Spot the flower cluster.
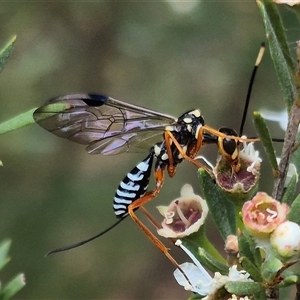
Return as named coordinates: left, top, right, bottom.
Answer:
left=156, top=137, right=300, bottom=298
left=242, top=192, right=300, bottom=258
left=173, top=240, right=253, bottom=299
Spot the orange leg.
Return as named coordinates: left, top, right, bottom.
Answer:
left=164, top=131, right=210, bottom=172
left=202, top=125, right=260, bottom=143
left=140, top=206, right=162, bottom=230
left=128, top=168, right=191, bottom=284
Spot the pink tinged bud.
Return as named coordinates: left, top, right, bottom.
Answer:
left=270, top=221, right=300, bottom=257
left=242, top=192, right=290, bottom=237
left=225, top=235, right=239, bottom=254
left=157, top=184, right=208, bottom=238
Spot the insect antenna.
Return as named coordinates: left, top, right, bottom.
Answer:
left=46, top=217, right=127, bottom=256
left=238, top=43, right=284, bottom=143
left=239, top=43, right=266, bottom=137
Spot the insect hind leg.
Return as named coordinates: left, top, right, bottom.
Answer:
left=128, top=169, right=187, bottom=274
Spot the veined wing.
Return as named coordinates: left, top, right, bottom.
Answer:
left=33, top=94, right=177, bottom=155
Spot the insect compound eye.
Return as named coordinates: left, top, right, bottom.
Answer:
left=218, top=127, right=238, bottom=156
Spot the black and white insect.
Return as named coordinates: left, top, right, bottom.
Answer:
left=32, top=44, right=273, bottom=274
left=33, top=92, right=256, bottom=267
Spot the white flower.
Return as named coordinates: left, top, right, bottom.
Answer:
left=157, top=184, right=208, bottom=238
left=173, top=240, right=252, bottom=297
left=228, top=265, right=252, bottom=282
left=240, top=137, right=262, bottom=175
left=173, top=240, right=227, bottom=295
left=276, top=158, right=298, bottom=187
left=260, top=109, right=288, bottom=131
left=273, top=0, right=300, bottom=6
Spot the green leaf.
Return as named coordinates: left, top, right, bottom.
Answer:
left=34, top=102, right=71, bottom=118
left=257, top=0, right=295, bottom=110
left=239, top=256, right=262, bottom=282
left=0, top=240, right=11, bottom=271
left=0, top=36, right=16, bottom=75
left=292, top=143, right=300, bottom=178
left=238, top=230, right=262, bottom=269
left=289, top=5, right=300, bottom=23
left=198, top=169, right=236, bottom=240
left=0, top=102, right=71, bottom=136
left=261, top=256, right=283, bottom=283
left=180, top=232, right=227, bottom=274
left=182, top=226, right=226, bottom=264
left=225, top=281, right=264, bottom=295
left=198, top=247, right=228, bottom=274
left=188, top=294, right=204, bottom=300
left=0, top=109, right=37, bottom=135
left=281, top=174, right=298, bottom=206
left=253, top=291, right=268, bottom=300
left=278, top=274, right=298, bottom=287
left=287, top=193, right=300, bottom=223
left=0, top=273, right=25, bottom=300
left=253, top=112, right=278, bottom=173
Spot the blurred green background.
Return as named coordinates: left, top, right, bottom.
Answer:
left=0, top=2, right=298, bottom=299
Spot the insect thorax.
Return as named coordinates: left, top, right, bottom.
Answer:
left=154, top=109, right=205, bottom=169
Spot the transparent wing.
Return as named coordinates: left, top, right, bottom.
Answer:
left=33, top=94, right=177, bottom=155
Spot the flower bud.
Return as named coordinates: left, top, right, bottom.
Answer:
left=270, top=221, right=300, bottom=257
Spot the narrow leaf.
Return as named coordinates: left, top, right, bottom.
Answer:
left=239, top=230, right=262, bottom=268
left=225, top=281, right=264, bottom=295
left=0, top=35, right=16, bottom=75
left=253, top=290, right=268, bottom=300
left=253, top=112, right=278, bottom=172
left=0, top=273, right=25, bottom=300
left=182, top=226, right=226, bottom=264
left=287, top=193, right=300, bottom=223
left=198, top=247, right=228, bottom=274
left=198, top=169, right=236, bottom=240
left=261, top=256, right=283, bottom=282
left=292, top=144, right=300, bottom=179
left=0, top=240, right=11, bottom=271
left=278, top=274, right=298, bottom=287
left=257, top=0, right=295, bottom=110
left=239, top=256, right=262, bottom=282
left=281, top=174, right=298, bottom=206
left=0, top=108, right=36, bottom=135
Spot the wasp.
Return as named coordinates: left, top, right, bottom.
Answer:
left=33, top=45, right=266, bottom=270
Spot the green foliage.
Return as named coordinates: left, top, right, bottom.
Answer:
left=257, top=0, right=295, bottom=111
left=287, top=193, right=300, bottom=223
left=225, top=281, right=264, bottom=296
left=198, top=169, right=236, bottom=239
left=0, top=36, right=25, bottom=300
left=0, top=36, right=16, bottom=76
left=281, top=174, right=298, bottom=205
left=253, top=111, right=278, bottom=172
left=0, top=240, right=25, bottom=300
left=1, top=2, right=300, bottom=300
left=172, top=2, right=300, bottom=299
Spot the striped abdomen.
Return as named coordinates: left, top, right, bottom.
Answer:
left=113, top=151, right=154, bottom=218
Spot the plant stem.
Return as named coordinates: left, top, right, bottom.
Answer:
left=272, top=102, right=300, bottom=200
left=272, top=41, right=300, bottom=200
left=266, top=287, right=279, bottom=300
